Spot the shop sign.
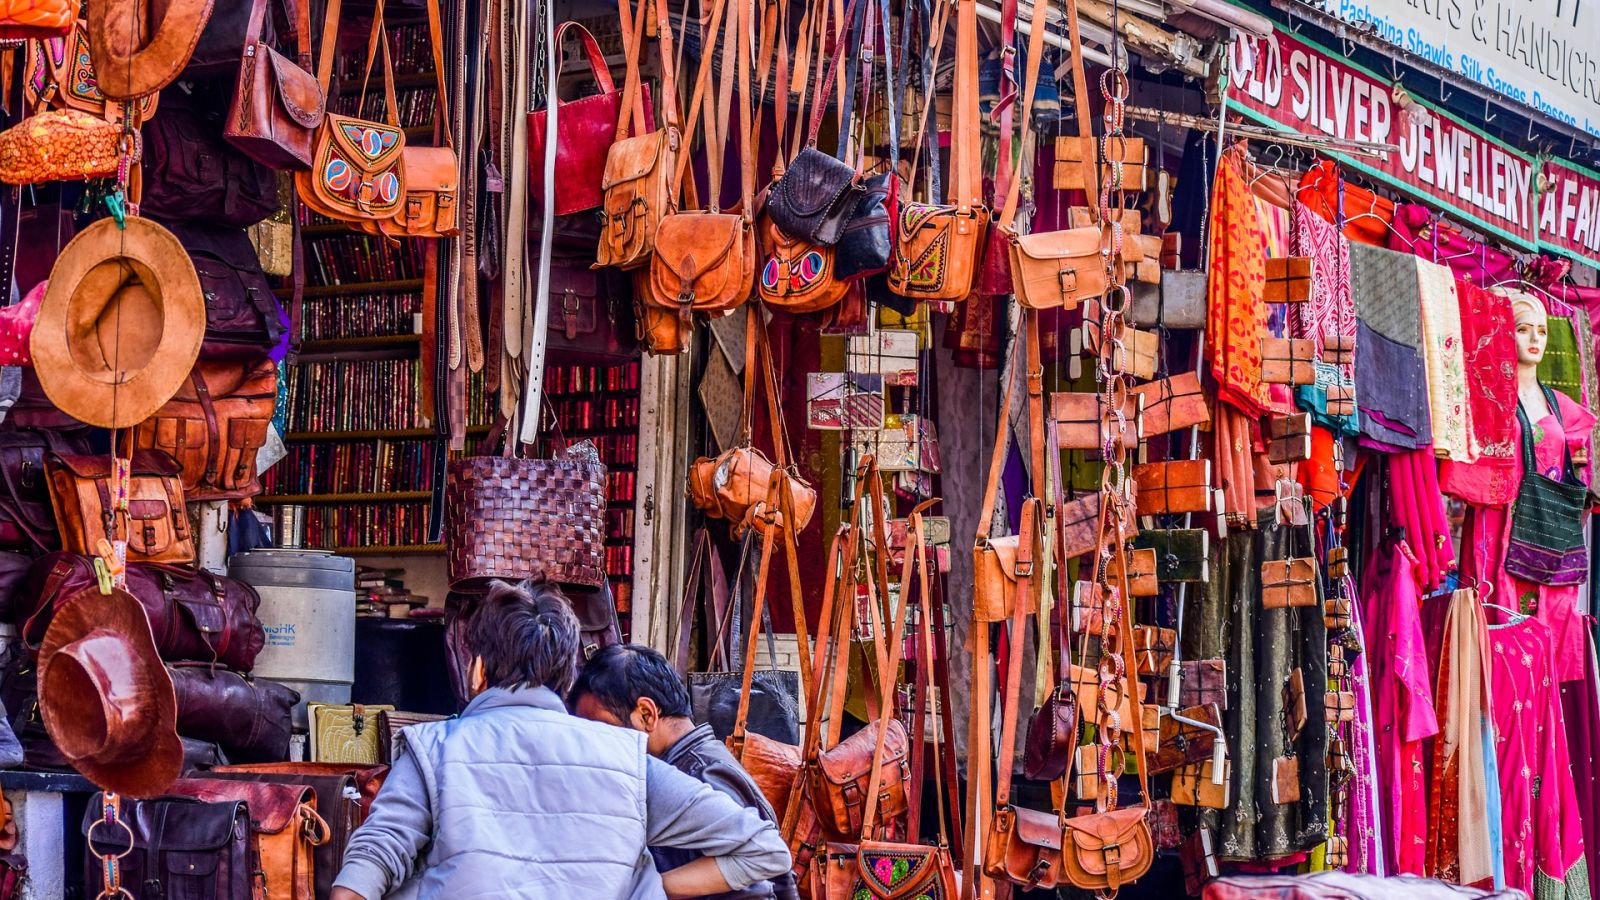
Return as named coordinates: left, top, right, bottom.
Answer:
left=1228, top=27, right=1540, bottom=250
left=1539, top=158, right=1600, bottom=269
left=1318, top=0, right=1600, bottom=138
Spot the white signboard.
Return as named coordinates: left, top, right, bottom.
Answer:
left=1322, top=0, right=1600, bottom=137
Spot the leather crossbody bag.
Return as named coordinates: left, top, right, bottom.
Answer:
left=1505, top=385, right=1590, bottom=585
left=294, top=0, right=406, bottom=225
left=367, top=0, right=457, bottom=239
left=24, top=16, right=158, bottom=122
left=886, top=0, right=986, bottom=300
left=224, top=0, right=324, bottom=170
left=595, top=0, right=681, bottom=269
left=167, top=779, right=330, bottom=900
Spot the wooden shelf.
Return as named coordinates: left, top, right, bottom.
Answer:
left=259, top=491, right=433, bottom=504
left=330, top=543, right=445, bottom=556
left=283, top=425, right=491, bottom=441
left=333, top=71, right=440, bottom=95
left=278, top=279, right=424, bottom=299
left=297, top=334, right=422, bottom=353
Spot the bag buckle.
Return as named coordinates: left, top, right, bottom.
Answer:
left=1058, top=267, right=1079, bottom=293
left=1102, top=841, right=1123, bottom=866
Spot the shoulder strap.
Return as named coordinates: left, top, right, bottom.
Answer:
left=997, top=0, right=1052, bottom=230
left=990, top=498, right=1041, bottom=811
left=422, top=0, right=454, bottom=148
left=949, top=0, right=981, bottom=208
left=614, top=0, right=652, bottom=139
left=315, top=0, right=342, bottom=92
left=672, top=0, right=732, bottom=207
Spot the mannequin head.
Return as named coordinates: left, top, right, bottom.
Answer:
left=1501, top=288, right=1550, bottom=371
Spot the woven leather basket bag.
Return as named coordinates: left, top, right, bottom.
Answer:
left=445, top=435, right=607, bottom=589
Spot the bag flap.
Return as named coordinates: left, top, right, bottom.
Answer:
left=400, top=145, right=458, bottom=192
left=82, top=795, right=243, bottom=853
left=854, top=841, right=947, bottom=898
left=265, top=46, right=325, bottom=128
left=774, top=148, right=858, bottom=217
left=127, top=499, right=169, bottom=520
left=167, top=779, right=314, bottom=834
left=1013, top=806, right=1063, bottom=851
left=47, top=452, right=111, bottom=479
left=818, top=717, right=908, bottom=786
left=1011, top=226, right=1102, bottom=263
left=600, top=130, right=669, bottom=190
left=897, top=202, right=956, bottom=233
left=325, top=113, right=405, bottom=173
left=985, top=534, right=1022, bottom=582
left=651, top=214, right=745, bottom=286
left=1063, top=807, right=1151, bottom=874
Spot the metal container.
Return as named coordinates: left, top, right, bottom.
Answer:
left=228, top=549, right=356, bottom=728
left=272, top=505, right=307, bottom=549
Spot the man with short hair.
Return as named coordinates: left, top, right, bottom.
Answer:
left=573, top=644, right=799, bottom=900
left=331, top=582, right=791, bottom=900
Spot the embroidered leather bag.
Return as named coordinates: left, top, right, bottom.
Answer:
left=759, top=218, right=850, bottom=313
left=294, top=0, right=405, bottom=227
left=368, top=0, right=456, bottom=239
left=24, top=16, right=157, bottom=121
left=1505, top=385, right=1590, bottom=585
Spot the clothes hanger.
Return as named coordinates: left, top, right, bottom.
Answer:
left=1475, top=579, right=1529, bottom=623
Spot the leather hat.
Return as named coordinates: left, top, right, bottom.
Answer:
left=38, top=585, right=182, bottom=798
left=30, top=217, right=204, bottom=429
left=87, top=0, right=216, bottom=100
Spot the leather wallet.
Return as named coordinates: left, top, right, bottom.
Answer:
left=1267, top=413, right=1312, bottom=464
left=1053, top=391, right=1142, bottom=451
left=1261, top=337, right=1317, bottom=385
left=1133, top=528, right=1210, bottom=582
left=1261, top=557, right=1318, bottom=609
left=1134, top=371, right=1209, bottom=436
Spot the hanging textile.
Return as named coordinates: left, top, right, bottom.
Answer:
left=1350, top=243, right=1432, bottom=450
left=1539, top=315, right=1585, bottom=405
left=1384, top=450, right=1455, bottom=591
left=1389, top=203, right=1524, bottom=286
left=1440, top=282, right=1521, bottom=505
left=1361, top=539, right=1440, bottom=876
left=1415, top=259, right=1475, bottom=462
left=1345, top=590, right=1388, bottom=875
left=1296, top=161, right=1394, bottom=248
left=1426, top=589, right=1498, bottom=888
left=1560, top=635, right=1600, bottom=898
left=1207, top=147, right=1270, bottom=417
left=1488, top=616, right=1590, bottom=899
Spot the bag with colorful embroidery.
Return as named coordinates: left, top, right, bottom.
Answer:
left=24, top=14, right=157, bottom=123
left=757, top=217, right=849, bottom=314
left=293, top=0, right=405, bottom=227
left=811, top=842, right=959, bottom=899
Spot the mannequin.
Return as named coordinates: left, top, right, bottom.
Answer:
left=1514, top=295, right=1554, bottom=423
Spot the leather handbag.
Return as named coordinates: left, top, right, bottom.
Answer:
left=294, top=0, right=406, bottom=227
left=1133, top=371, right=1210, bottom=436
left=22, top=553, right=266, bottom=671
left=1261, top=337, right=1317, bottom=385
left=143, top=92, right=280, bottom=229
left=595, top=0, right=681, bottom=269
left=1023, top=678, right=1078, bottom=781
left=131, top=359, right=278, bottom=502
left=157, top=221, right=286, bottom=361
left=1130, top=270, right=1207, bottom=330
left=224, top=0, right=325, bottom=169
left=1132, top=528, right=1210, bottom=582
left=210, top=762, right=389, bottom=900
left=688, top=448, right=818, bottom=536
left=758, top=217, right=851, bottom=313
left=529, top=22, right=652, bottom=217
left=445, top=429, right=608, bottom=589
left=814, top=717, right=910, bottom=838
left=369, top=0, right=457, bottom=239
left=887, top=0, right=986, bottom=301
left=1132, top=459, right=1213, bottom=515
left=1505, top=385, right=1590, bottom=585
left=0, top=429, right=89, bottom=553
left=167, top=779, right=330, bottom=900
left=168, top=662, right=297, bottom=763
left=45, top=450, right=194, bottom=565
left=542, top=255, right=640, bottom=364
left=769, top=146, right=862, bottom=247
left=974, top=499, right=1040, bottom=624
left=0, top=1, right=69, bottom=39
left=835, top=171, right=896, bottom=280
left=814, top=841, right=958, bottom=899
left=24, top=16, right=158, bottom=121
left=1261, top=557, right=1318, bottom=608
left=1055, top=135, right=1147, bottom=193
left=83, top=794, right=253, bottom=900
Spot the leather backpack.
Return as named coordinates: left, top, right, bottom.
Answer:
left=160, top=221, right=288, bottom=362
left=594, top=0, right=680, bottom=269
left=45, top=450, right=194, bottom=565
left=141, top=87, right=280, bottom=229
left=131, top=358, right=278, bottom=502
left=167, top=779, right=329, bottom=900
left=224, top=0, right=325, bottom=170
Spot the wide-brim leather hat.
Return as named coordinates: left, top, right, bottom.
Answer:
left=87, top=0, right=216, bottom=100
left=39, top=584, right=182, bottom=798
left=31, top=217, right=204, bottom=429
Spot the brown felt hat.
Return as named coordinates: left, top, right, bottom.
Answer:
left=87, top=0, right=216, bottom=101
left=39, top=585, right=182, bottom=799
left=30, top=217, right=204, bottom=429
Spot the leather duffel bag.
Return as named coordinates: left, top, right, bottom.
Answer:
left=82, top=794, right=254, bottom=900
left=168, top=662, right=298, bottom=763
left=20, top=553, right=266, bottom=671
left=167, top=779, right=329, bottom=900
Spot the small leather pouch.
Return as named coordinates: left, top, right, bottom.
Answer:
left=1260, top=337, right=1317, bottom=385
left=1172, top=759, right=1230, bottom=808
left=1179, top=659, right=1227, bottom=710
left=1283, top=668, right=1308, bottom=741
left=1326, top=690, right=1356, bottom=724
left=1107, top=547, right=1158, bottom=597
left=1053, top=389, right=1142, bottom=451
left=1061, top=494, right=1101, bottom=560
left=1261, top=557, right=1317, bottom=609
left=1132, top=529, right=1210, bottom=583
left=1324, top=595, right=1352, bottom=630
left=1150, top=703, right=1222, bottom=775
left=1267, top=413, right=1312, bottom=464
left=1134, top=625, right=1176, bottom=676
left=1323, top=331, right=1356, bottom=366
left=1328, top=546, right=1351, bottom=579
left=1263, top=256, right=1313, bottom=302
left=1055, top=135, right=1147, bottom=192
left=1133, top=372, right=1209, bottom=436
left=1271, top=755, right=1301, bottom=804
left=1326, top=383, right=1357, bottom=417
left=1132, top=460, right=1212, bottom=516
left=1180, top=828, right=1219, bottom=895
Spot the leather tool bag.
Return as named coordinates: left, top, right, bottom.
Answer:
left=0, top=429, right=88, bottom=553
left=596, top=0, right=681, bottom=269
left=294, top=0, right=406, bottom=227
left=529, top=22, right=652, bottom=217
left=1132, top=459, right=1213, bottom=516
left=1133, top=371, right=1210, bottom=436
left=168, top=662, right=297, bottom=762
left=445, top=428, right=608, bottom=589
left=369, top=0, right=457, bottom=239
left=759, top=217, right=850, bottom=313
left=132, top=359, right=278, bottom=502
left=167, top=779, right=330, bottom=900
left=45, top=450, right=194, bottom=564
left=22, top=553, right=266, bottom=671
left=210, top=763, right=389, bottom=900
left=887, top=0, right=986, bottom=301
left=83, top=795, right=253, bottom=900
left=143, top=93, right=280, bottom=229
left=158, top=221, right=286, bottom=362
left=224, top=0, right=324, bottom=170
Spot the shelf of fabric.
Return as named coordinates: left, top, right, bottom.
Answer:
left=258, top=491, right=434, bottom=504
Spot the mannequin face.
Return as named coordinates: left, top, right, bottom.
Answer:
left=1515, top=308, right=1549, bottom=369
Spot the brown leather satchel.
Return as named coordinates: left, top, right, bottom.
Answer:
left=974, top=498, right=1040, bottom=623
left=1260, top=337, right=1317, bottom=385
left=887, top=0, right=985, bottom=301
left=167, top=779, right=330, bottom=900
left=596, top=0, right=681, bottom=269
left=46, top=451, right=193, bottom=564
left=132, top=360, right=276, bottom=502
left=1261, top=557, right=1318, bottom=608
left=1132, top=459, right=1213, bottom=516
left=224, top=0, right=324, bottom=170
left=1133, top=371, right=1210, bottom=436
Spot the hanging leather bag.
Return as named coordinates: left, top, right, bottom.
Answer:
left=82, top=795, right=253, bottom=899
left=143, top=92, right=280, bottom=229
left=24, top=16, right=158, bottom=121
left=166, top=779, right=329, bottom=900
left=159, top=221, right=287, bottom=362
left=131, top=359, right=277, bottom=502
left=595, top=0, right=681, bottom=269
left=1505, top=385, right=1590, bottom=585
left=224, top=0, right=325, bottom=170
left=45, top=450, right=194, bottom=565
left=0, top=429, right=89, bottom=553
left=368, top=0, right=457, bottom=239
left=294, top=0, right=406, bottom=227
left=167, top=663, right=297, bottom=763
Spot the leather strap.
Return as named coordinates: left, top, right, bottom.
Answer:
left=991, top=496, right=1041, bottom=812
left=614, top=0, right=652, bottom=139
left=355, top=0, right=402, bottom=128
left=904, top=0, right=948, bottom=197
left=671, top=0, right=733, bottom=206
left=674, top=528, right=735, bottom=673
left=996, top=0, right=1053, bottom=230
left=423, top=0, right=455, bottom=149
left=1066, top=0, right=1097, bottom=205
left=950, top=0, right=980, bottom=208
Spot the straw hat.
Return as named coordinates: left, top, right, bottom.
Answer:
left=38, top=585, right=182, bottom=798
left=30, top=217, right=204, bottom=429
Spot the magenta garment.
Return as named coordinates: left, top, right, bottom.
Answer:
left=1386, top=450, right=1455, bottom=592
left=1345, top=588, right=1388, bottom=875
left=1462, top=392, right=1596, bottom=683
left=1488, top=615, right=1589, bottom=899
left=1362, top=540, right=1441, bottom=876
left=1389, top=203, right=1525, bottom=285
left=1559, top=635, right=1600, bottom=897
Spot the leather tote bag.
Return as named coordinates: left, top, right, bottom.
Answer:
left=224, top=0, right=325, bottom=170
left=529, top=22, right=652, bottom=217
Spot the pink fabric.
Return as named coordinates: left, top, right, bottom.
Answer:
left=1461, top=391, right=1597, bottom=683
left=1488, top=614, right=1588, bottom=897
left=0, top=281, right=44, bottom=367
left=1440, top=282, right=1521, bottom=504
left=1362, top=540, right=1441, bottom=876
left=1345, top=591, right=1388, bottom=875
left=1388, top=204, right=1525, bottom=286
left=1386, top=450, right=1455, bottom=592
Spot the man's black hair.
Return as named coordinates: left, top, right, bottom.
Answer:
left=465, top=580, right=580, bottom=693
left=571, top=643, right=693, bottom=722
